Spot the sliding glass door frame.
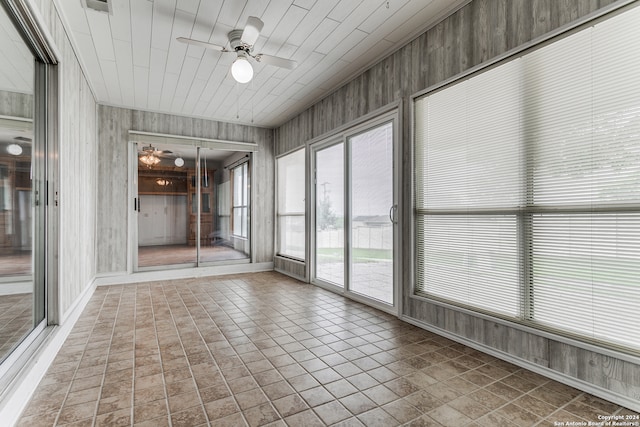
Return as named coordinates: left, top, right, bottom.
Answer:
left=310, top=110, right=401, bottom=315
left=128, top=134, right=257, bottom=272
left=310, top=135, right=344, bottom=292
left=0, top=0, right=59, bottom=389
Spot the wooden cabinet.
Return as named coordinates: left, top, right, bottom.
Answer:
left=137, top=167, right=188, bottom=195
left=187, top=169, right=215, bottom=246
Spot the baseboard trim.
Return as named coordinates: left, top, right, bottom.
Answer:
left=400, top=315, right=640, bottom=413
left=95, top=262, right=274, bottom=286
left=0, top=281, right=32, bottom=296
left=0, top=278, right=97, bottom=427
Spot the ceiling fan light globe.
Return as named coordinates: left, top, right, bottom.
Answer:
left=7, top=143, right=22, bottom=156
left=139, top=154, right=161, bottom=166
left=231, top=57, right=253, bottom=83
left=174, top=157, right=185, bottom=167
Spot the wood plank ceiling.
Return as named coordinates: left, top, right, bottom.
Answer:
left=54, top=0, right=467, bottom=128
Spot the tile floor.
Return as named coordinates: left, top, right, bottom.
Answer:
left=137, top=245, right=248, bottom=268
left=0, top=292, right=32, bottom=361
left=17, top=272, right=637, bottom=426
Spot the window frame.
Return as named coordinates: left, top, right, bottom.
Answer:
left=230, top=160, right=249, bottom=239
left=275, top=147, right=306, bottom=261
left=410, top=0, right=640, bottom=356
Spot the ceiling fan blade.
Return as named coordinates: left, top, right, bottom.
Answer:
left=254, top=53, right=297, bottom=70
left=241, top=16, right=263, bottom=46
left=177, top=37, right=227, bottom=52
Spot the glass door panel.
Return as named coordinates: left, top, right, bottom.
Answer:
left=137, top=142, right=196, bottom=268
left=0, top=0, right=43, bottom=364
left=0, top=130, right=36, bottom=362
left=312, top=115, right=398, bottom=312
left=348, top=122, right=394, bottom=304
left=315, top=143, right=345, bottom=287
left=198, top=149, right=250, bottom=263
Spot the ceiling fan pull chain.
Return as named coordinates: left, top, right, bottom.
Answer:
left=251, top=78, right=254, bottom=124
left=236, top=82, right=240, bottom=120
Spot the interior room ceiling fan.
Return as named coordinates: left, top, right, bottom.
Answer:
left=139, top=144, right=184, bottom=167
left=177, top=16, right=297, bottom=84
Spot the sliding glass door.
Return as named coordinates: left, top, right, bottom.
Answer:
left=0, top=1, right=51, bottom=367
left=135, top=142, right=196, bottom=269
left=312, top=113, right=398, bottom=312
left=132, top=137, right=252, bottom=271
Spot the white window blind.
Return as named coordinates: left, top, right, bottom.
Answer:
left=277, top=149, right=306, bottom=260
left=415, top=61, right=523, bottom=318
left=414, top=5, right=640, bottom=350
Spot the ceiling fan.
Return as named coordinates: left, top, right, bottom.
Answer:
left=139, top=144, right=184, bottom=167
left=177, top=16, right=297, bottom=84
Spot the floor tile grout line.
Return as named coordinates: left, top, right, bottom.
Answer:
left=171, top=282, right=230, bottom=426
left=50, top=288, right=111, bottom=427
left=180, top=280, right=254, bottom=424
left=152, top=282, right=176, bottom=427
left=129, top=284, right=139, bottom=426
left=91, top=286, right=128, bottom=427
left=189, top=279, right=269, bottom=426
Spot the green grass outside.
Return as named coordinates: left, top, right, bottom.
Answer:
left=317, top=247, right=392, bottom=262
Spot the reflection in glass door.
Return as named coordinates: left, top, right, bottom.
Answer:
left=0, top=0, right=47, bottom=364
left=136, top=143, right=196, bottom=268
left=0, top=131, right=38, bottom=362
left=134, top=142, right=252, bottom=270
left=313, top=115, right=397, bottom=311
left=198, top=149, right=250, bottom=264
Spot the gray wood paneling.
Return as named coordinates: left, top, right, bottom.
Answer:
left=97, top=106, right=274, bottom=274
left=0, top=90, right=32, bottom=118
left=274, top=256, right=305, bottom=281
left=275, top=0, right=638, bottom=410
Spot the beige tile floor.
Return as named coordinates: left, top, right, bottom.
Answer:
left=17, top=272, right=638, bottom=426
left=0, top=292, right=32, bottom=361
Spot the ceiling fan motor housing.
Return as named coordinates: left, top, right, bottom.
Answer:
left=228, top=29, right=248, bottom=52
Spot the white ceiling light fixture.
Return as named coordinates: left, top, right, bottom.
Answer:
left=231, top=51, right=253, bottom=84
left=178, top=16, right=296, bottom=85
left=7, top=143, right=22, bottom=156
left=174, top=157, right=184, bottom=167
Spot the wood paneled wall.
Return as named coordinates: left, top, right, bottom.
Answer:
left=274, top=0, right=639, bottom=410
left=96, top=106, right=274, bottom=274
left=31, top=0, right=99, bottom=318
left=275, top=0, right=618, bottom=152
left=0, top=90, right=32, bottom=118
left=274, top=256, right=305, bottom=281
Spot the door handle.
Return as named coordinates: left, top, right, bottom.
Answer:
left=389, top=204, right=397, bottom=224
